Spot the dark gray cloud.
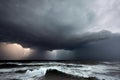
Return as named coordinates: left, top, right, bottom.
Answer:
left=27, top=34, right=120, bottom=60
left=0, top=0, right=120, bottom=60
left=72, top=35, right=120, bottom=60
left=0, top=24, right=112, bottom=50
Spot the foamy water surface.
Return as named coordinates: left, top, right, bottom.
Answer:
left=0, top=62, right=119, bottom=80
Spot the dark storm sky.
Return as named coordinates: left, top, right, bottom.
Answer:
left=0, top=0, right=120, bottom=60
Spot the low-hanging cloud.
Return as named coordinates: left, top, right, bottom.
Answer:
left=0, top=0, right=120, bottom=60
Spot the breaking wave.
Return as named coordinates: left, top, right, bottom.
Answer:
left=0, top=62, right=119, bottom=80
left=24, top=64, right=120, bottom=80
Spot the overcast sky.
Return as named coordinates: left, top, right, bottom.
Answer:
left=0, top=0, right=120, bottom=60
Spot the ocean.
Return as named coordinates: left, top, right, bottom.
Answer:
left=0, top=61, right=119, bottom=80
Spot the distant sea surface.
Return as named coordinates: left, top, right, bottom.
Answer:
left=0, top=61, right=120, bottom=80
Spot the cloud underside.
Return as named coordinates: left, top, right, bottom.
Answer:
left=0, top=0, right=120, bottom=60
left=1, top=23, right=120, bottom=60
left=0, top=23, right=112, bottom=50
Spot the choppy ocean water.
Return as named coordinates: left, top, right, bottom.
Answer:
left=0, top=61, right=119, bottom=80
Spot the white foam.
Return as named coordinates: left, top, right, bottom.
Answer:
left=0, top=62, right=119, bottom=80
left=23, top=64, right=120, bottom=80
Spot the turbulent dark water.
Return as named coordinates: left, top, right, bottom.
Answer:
left=0, top=61, right=120, bottom=80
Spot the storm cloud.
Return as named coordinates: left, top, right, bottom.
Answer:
left=0, top=0, right=120, bottom=60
